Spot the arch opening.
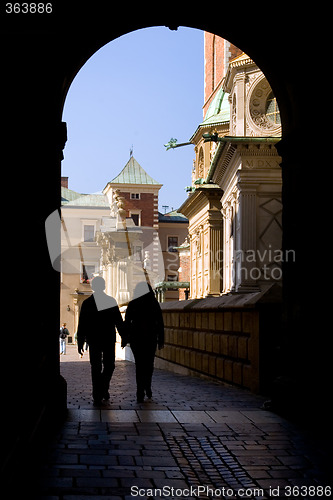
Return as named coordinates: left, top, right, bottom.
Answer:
left=3, top=7, right=329, bottom=484
left=56, top=25, right=284, bottom=394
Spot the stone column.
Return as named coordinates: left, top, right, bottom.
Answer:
left=206, top=210, right=223, bottom=296
left=235, top=73, right=246, bottom=136
left=235, top=184, right=260, bottom=292
left=222, top=200, right=235, bottom=293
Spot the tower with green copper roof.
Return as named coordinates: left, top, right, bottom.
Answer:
left=103, top=155, right=163, bottom=228
left=103, top=155, right=164, bottom=290
left=107, top=155, right=162, bottom=187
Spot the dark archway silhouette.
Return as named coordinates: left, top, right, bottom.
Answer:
left=2, top=4, right=330, bottom=485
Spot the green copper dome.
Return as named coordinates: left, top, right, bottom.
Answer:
left=202, top=88, right=230, bottom=126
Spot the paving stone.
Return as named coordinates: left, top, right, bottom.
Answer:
left=101, top=410, right=139, bottom=422
left=172, top=411, right=215, bottom=423
left=67, top=409, right=101, bottom=422
left=64, top=497, right=120, bottom=500
left=119, top=477, right=153, bottom=488
left=137, top=410, right=178, bottom=423
left=207, top=410, right=250, bottom=423
left=76, top=477, right=119, bottom=487
left=33, top=345, right=331, bottom=498
left=102, top=470, right=136, bottom=478
left=240, top=410, right=285, bottom=423
left=153, top=478, right=189, bottom=489
left=79, top=455, right=118, bottom=466
left=135, top=456, right=178, bottom=467
left=60, top=469, right=102, bottom=477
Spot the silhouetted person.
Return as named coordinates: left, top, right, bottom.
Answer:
left=77, top=276, right=125, bottom=405
left=125, top=282, right=164, bottom=403
left=59, top=323, right=69, bottom=355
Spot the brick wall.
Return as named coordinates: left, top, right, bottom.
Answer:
left=119, top=191, right=155, bottom=227
left=178, top=251, right=190, bottom=301
left=157, top=307, right=259, bottom=392
left=204, top=33, right=225, bottom=105
left=178, top=253, right=190, bottom=282
left=229, top=44, right=242, bottom=62
left=203, top=32, right=243, bottom=117
left=157, top=287, right=282, bottom=394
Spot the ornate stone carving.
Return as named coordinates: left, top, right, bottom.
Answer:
left=231, top=94, right=237, bottom=135
left=198, top=147, right=204, bottom=178
left=113, top=189, right=126, bottom=220
left=247, top=75, right=282, bottom=136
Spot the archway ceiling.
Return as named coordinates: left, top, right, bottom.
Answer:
left=2, top=2, right=327, bottom=136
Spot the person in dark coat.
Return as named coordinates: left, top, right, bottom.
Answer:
left=77, top=276, right=125, bottom=405
left=125, top=281, right=164, bottom=403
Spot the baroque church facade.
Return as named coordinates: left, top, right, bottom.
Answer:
left=179, top=34, right=283, bottom=298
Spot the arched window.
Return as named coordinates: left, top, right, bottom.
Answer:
left=198, top=147, right=204, bottom=178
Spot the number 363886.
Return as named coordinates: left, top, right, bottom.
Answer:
left=5, top=3, right=53, bottom=13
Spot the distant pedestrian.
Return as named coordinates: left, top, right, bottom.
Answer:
left=125, top=282, right=164, bottom=403
left=59, top=323, right=69, bottom=355
left=77, top=276, right=125, bottom=405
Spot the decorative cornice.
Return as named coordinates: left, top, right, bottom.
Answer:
left=179, top=185, right=223, bottom=219
left=223, top=53, right=256, bottom=93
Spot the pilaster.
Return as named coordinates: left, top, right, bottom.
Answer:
left=206, top=209, right=223, bottom=296
left=235, top=186, right=260, bottom=292
left=235, top=73, right=246, bottom=136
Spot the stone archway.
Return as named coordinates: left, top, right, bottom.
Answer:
left=59, top=25, right=286, bottom=384
left=2, top=4, right=330, bottom=481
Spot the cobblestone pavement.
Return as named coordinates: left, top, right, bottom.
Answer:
left=35, top=345, right=331, bottom=499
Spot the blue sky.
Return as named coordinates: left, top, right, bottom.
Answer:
left=62, top=26, right=205, bottom=212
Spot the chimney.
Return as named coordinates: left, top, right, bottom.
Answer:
left=61, top=176, right=68, bottom=188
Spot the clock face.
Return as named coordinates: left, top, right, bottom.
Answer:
left=247, top=76, right=282, bottom=135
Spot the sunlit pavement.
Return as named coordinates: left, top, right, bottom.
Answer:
left=35, top=345, right=331, bottom=499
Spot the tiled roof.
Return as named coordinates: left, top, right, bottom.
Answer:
left=158, top=210, right=188, bottom=223
left=109, top=156, right=162, bottom=186
left=61, top=187, right=82, bottom=204
left=61, top=187, right=109, bottom=207
left=201, top=88, right=230, bottom=126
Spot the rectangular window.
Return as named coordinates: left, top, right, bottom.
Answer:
left=81, top=264, right=96, bottom=283
left=129, top=211, right=141, bottom=226
left=168, top=236, right=178, bottom=252
left=131, top=213, right=140, bottom=226
left=130, top=193, right=140, bottom=199
left=84, top=224, right=95, bottom=242
left=133, top=245, right=143, bottom=262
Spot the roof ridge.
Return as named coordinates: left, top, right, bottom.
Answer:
left=109, top=155, right=162, bottom=186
